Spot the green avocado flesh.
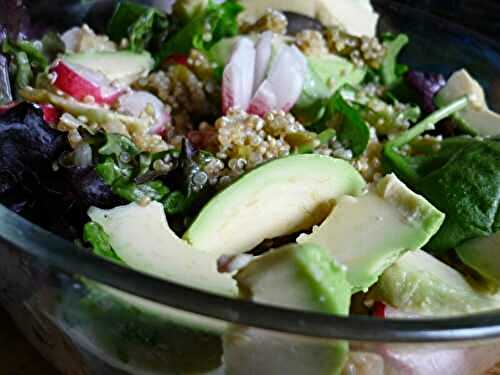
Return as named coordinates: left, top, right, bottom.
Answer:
left=457, top=232, right=500, bottom=286
left=435, top=69, right=500, bottom=136
left=88, top=201, right=237, bottom=298
left=367, top=250, right=500, bottom=316
left=64, top=51, right=154, bottom=84
left=224, top=243, right=350, bottom=375
left=298, top=174, right=445, bottom=292
left=184, top=154, right=366, bottom=257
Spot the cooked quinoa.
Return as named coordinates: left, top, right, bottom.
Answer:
left=324, top=26, right=386, bottom=69
left=295, top=30, right=329, bottom=56
left=240, top=9, right=288, bottom=35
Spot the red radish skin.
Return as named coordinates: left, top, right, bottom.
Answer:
left=247, top=81, right=277, bottom=117
left=40, top=104, right=61, bottom=125
left=164, top=54, right=189, bottom=66
left=247, top=45, right=307, bottom=116
left=372, top=301, right=386, bottom=318
left=51, top=60, right=124, bottom=105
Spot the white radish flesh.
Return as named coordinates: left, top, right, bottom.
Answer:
left=222, top=38, right=256, bottom=114
left=253, top=31, right=273, bottom=93
left=118, top=91, right=170, bottom=134
left=248, top=45, right=307, bottom=115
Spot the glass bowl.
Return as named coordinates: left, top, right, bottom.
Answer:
left=1, top=1, right=500, bottom=374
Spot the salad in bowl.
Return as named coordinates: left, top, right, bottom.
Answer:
left=1, top=0, right=500, bottom=374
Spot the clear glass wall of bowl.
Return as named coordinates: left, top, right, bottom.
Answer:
left=2, top=242, right=500, bottom=375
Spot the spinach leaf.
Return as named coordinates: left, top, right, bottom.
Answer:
left=328, top=91, right=370, bottom=157
left=108, top=1, right=169, bottom=53
left=383, top=96, right=500, bottom=251
left=84, top=222, right=124, bottom=264
left=157, top=0, right=243, bottom=62
left=99, top=133, right=141, bottom=160
left=380, top=34, right=409, bottom=87
left=95, top=134, right=170, bottom=204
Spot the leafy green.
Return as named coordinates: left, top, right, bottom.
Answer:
left=157, top=0, right=243, bottom=62
left=383, top=97, right=500, bottom=251
left=108, top=1, right=169, bottom=53
left=380, top=34, right=409, bottom=87
left=2, top=38, right=50, bottom=96
left=95, top=134, right=170, bottom=204
left=83, top=222, right=124, bottom=264
left=41, top=32, right=65, bottom=61
left=326, top=90, right=370, bottom=157
left=99, top=133, right=141, bottom=160
left=163, top=191, right=188, bottom=215
left=114, top=180, right=169, bottom=202
left=297, top=129, right=336, bottom=154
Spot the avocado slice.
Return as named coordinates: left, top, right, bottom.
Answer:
left=88, top=201, right=238, bottom=298
left=457, top=232, right=500, bottom=286
left=298, top=174, right=445, bottom=292
left=435, top=69, right=500, bottom=136
left=238, top=0, right=379, bottom=37
left=61, top=280, right=225, bottom=374
left=64, top=51, right=154, bottom=85
left=184, top=154, right=366, bottom=257
left=224, top=243, right=351, bottom=375
left=367, top=250, right=500, bottom=316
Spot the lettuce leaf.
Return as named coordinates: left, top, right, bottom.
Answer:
left=108, top=1, right=169, bottom=53
left=157, top=0, right=243, bottom=62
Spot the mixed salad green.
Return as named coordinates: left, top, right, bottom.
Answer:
left=1, top=0, right=500, bottom=373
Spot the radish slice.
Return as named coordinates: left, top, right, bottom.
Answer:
left=253, top=31, right=273, bottom=93
left=248, top=45, right=307, bottom=115
left=247, top=81, right=277, bottom=117
left=222, top=38, right=256, bottom=114
left=164, top=54, right=189, bottom=66
left=118, top=91, right=170, bottom=134
left=40, top=104, right=61, bottom=125
left=372, top=301, right=386, bottom=318
left=51, top=60, right=124, bottom=105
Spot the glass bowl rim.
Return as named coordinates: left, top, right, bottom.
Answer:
left=2, top=0, right=500, bottom=344
left=3, top=203, right=500, bottom=343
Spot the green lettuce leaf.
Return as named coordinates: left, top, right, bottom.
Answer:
left=84, top=222, right=124, bottom=264
left=157, top=0, right=243, bottom=62
left=108, top=1, right=169, bottom=53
